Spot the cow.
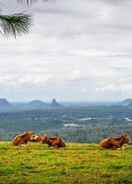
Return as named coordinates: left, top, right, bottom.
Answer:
left=30, top=135, right=42, bottom=142
left=100, top=133, right=131, bottom=149
left=12, top=131, right=33, bottom=146
left=46, top=136, right=66, bottom=148
left=29, top=134, right=65, bottom=148
left=41, top=135, right=49, bottom=144
left=30, top=134, right=48, bottom=144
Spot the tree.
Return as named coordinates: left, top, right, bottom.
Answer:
left=0, top=0, right=48, bottom=37
left=0, top=14, right=31, bottom=37
left=0, top=2, right=31, bottom=37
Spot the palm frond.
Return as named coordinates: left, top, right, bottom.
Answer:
left=0, top=13, right=31, bottom=37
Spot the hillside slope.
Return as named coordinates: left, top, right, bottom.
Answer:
left=0, top=143, right=132, bottom=184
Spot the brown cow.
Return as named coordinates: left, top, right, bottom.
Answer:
left=12, top=131, right=33, bottom=146
left=100, top=133, right=131, bottom=149
left=30, top=134, right=48, bottom=144
left=46, top=136, right=66, bottom=148
left=41, top=135, right=49, bottom=144
left=30, top=135, right=42, bottom=142
left=29, top=134, right=65, bottom=148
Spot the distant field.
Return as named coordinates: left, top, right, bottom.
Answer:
left=0, top=143, right=132, bottom=184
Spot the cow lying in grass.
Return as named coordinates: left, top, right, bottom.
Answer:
left=100, top=133, right=131, bottom=149
left=12, top=131, right=33, bottom=146
left=30, top=135, right=43, bottom=142
left=46, top=136, right=65, bottom=148
left=30, top=134, right=65, bottom=148
left=30, top=134, right=48, bottom=144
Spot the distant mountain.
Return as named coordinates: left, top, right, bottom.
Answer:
left=0, top=98, right=11, bottom=108
left=51, top=98, right=61, bottom=108
left=28, top=100, right=49, bottom=108
left=120, top=99, right=132, bottom=106
left=0, top=98, right=63, bottom=112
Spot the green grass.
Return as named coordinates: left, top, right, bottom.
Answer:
left=0, top=142, right=132, bottom=184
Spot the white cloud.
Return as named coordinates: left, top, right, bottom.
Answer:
left=81, top=88, right=87, bottom=93
left=0, top=0, right=132, bottom=101
left=68, top=70, right=81, bottom=81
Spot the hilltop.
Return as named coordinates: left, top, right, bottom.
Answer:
left=28, top=100, right=49, bottom=108
left=0, top=98, right=62, bottom=112
left=0, top=142, right=132, bottom=184
left=51, top=98, right=62, bottom=108
left=120, top=98, right=132, bottom=106
left=0, top=98, right=11, bottom=108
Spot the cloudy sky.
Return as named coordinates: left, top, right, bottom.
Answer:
left=0, top=0, right=132, bottom=102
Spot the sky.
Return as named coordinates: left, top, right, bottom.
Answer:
left=0, top=0, right=132, bottom=102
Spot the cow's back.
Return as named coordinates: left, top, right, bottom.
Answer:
left=100, top=138, right=113, bottom=148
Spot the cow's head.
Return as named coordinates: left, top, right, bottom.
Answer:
left=122, top=133, right=131, bottom=144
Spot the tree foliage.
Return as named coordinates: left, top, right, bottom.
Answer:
left=0, top=1, right=32, bottom=37
left=0, top=13, right=31, bottom=37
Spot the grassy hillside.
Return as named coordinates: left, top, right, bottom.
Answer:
left=0, top=142, right=132, bottom=184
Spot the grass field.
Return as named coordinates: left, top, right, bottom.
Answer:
left=0, top=142, right=132, bottom=184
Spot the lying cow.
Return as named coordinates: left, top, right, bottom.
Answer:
left=12, top=131, right=33, bottom=146
left=46, top=136, right=65, bottom=148
left=30, top=135, right=42, bottom=142
left=30, top=134, right=48, bottom=143
left=100, top=133, right=131, bottom=149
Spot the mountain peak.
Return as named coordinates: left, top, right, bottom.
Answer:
left=29, top=100, right=45, bottom=105
left=121, top=98, right=132, bottom=106
left=28, top=100, right=48, bottom=108
left=51, top=98, right=61, bottom=107
left=0, top=98, right=11, bottom=107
